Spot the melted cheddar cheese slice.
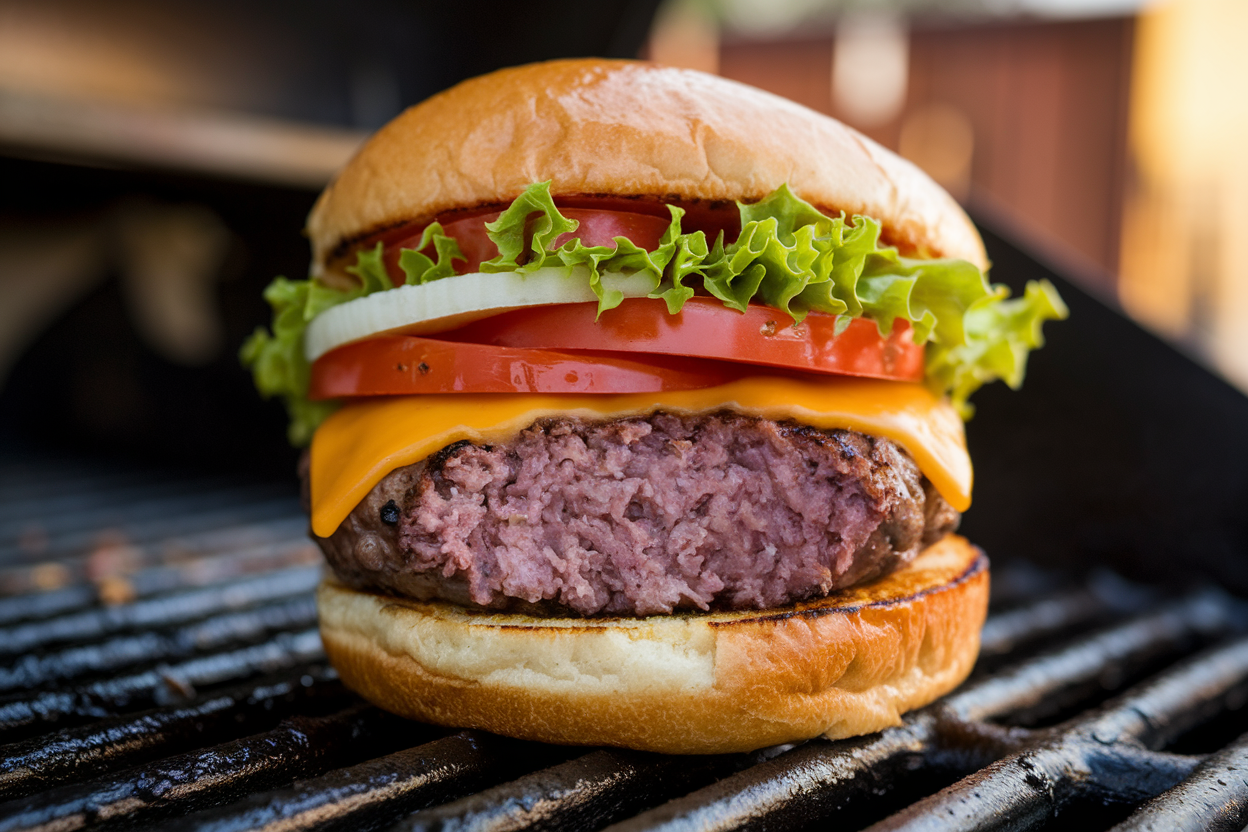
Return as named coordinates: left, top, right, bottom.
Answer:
left=309, top=376, right=972, bottom=538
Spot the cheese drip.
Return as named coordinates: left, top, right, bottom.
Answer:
left=309, top=376, right=972, bottom=538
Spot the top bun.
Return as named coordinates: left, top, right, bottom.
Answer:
left=307, top=58, right=987, bottom=276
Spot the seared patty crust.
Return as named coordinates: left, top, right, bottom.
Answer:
left=312, top=412, right=959, bottom=616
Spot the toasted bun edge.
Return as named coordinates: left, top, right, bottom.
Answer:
left=307, top=59, right=987, bottom=276
left=318, top=534, right=988, bottom=754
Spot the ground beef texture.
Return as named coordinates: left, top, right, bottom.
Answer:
left=314, top=411, right=960, bottom=617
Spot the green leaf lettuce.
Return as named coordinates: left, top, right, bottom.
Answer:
left=239, top=228, right=463, bottom=444
left=242, top=182, right=1066, bottom=443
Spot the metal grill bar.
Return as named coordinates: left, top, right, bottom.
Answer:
left=1079, top=635, right=1248, bottom=749
left=0, top=475, right=241, bottom=534
left=1109, top=731, right=1248, bottom=831
left=602, top=593, right=1238, bottom=832
left=948, top=592, right=1234, bottom=724
left=864, top=636, right=1248, bottom=831
left=0, top=628, right=323, bottom=741
left=0, top=536, right=317, bottom=624
left=0, top=519, right=312, bottom=599
left=0, top=704, right=422, bottom=832
left=0, top=565, right=319, bottom=656
left=1, top=566, right=1245, bottom=832
left=0, top=666, right=347, bottom=801
left=0, top=583, right=97, bottom=627
left=169, top=732, right=555, bottom=832
left=599, top=715, right=1006, bottom=832
left=0, top=594, right=317, bottom=692
left=397, top=748, right=762, bottom=832
left=2, top=458, right=1248, bottom=832
left=0, top=495, right=303, bottom=562
left=978, top=590, right=1110, bottom=660
left=0, top=483, right=294, bottom=555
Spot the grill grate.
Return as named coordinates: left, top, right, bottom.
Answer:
left=2, top=458, right=1248, bottom=832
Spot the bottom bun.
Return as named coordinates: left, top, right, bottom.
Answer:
left=317, top=534, right=988, bottom=754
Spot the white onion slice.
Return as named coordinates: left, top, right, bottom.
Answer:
left=304, top=267, right=656, bottom=362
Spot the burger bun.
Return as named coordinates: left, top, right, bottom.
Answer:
left=318, top=534, right=987, bottom=754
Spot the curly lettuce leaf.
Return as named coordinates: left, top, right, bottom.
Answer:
left=482, top=181, right=672, bottom=314
left=244, top=181, right=1067, bottom=443
left=477, top=182, right=1066, bottom=413
left=238, top=278, right=340, bottom=446
left=482, top=182, right=578, bottom=270
left=398, top=222, right=464, bottom=285
left=927, top=279, right=1068, bottom=417
left=239, top=229, right=462, bottom=445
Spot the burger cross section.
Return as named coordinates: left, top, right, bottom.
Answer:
left=241, top=58, right=1066, bottom=753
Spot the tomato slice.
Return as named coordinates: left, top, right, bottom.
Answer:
left=380, top=208, right=674, bottom=283
left=554, top=196, right=740, bottom=240
left=308, top=336, right=747, bottom=399
left=439, top=298, right=926, bottom=383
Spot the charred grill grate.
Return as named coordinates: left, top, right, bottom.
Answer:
left=2, top=456, right=1248, bottom=832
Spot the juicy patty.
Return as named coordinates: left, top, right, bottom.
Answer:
left=312, top=412, right=960, bottom=617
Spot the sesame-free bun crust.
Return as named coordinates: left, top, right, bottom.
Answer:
left=307, top=59, right=987, bottom=277
left=318, top=534, right=988, bottom=754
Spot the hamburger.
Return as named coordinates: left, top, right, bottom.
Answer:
left=242, top=59, right=1066, bottom=754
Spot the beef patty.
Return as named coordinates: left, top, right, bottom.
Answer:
left=311, top=411, right=960, bottom=617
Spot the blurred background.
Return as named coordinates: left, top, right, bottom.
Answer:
left=0, top=0, right=1244, bottom=481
